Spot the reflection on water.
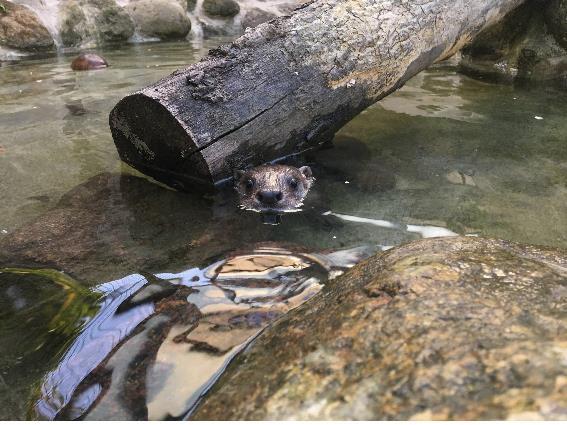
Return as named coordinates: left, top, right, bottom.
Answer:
left=1, top=35, right=567, bottom=420
left=0, top=268, right=98, bottom=420
left=30, top=245, right=374, bottom=420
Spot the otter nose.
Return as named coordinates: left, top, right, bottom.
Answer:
left=257, top=190, right=283, bottom=205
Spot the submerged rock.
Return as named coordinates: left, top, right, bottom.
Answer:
left=193, top=236, right=567, bottom=420
left=0, top=173, right=214, bottom=284
left=0, top=0, right=54, bottom=51
left=202, top=0, right=240, bottom=18
left=125, top=0, right=191, bottom=40
left=70, top=52, right=108, bottom=70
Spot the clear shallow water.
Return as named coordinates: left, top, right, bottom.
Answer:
left=0, top=39, right=566, bottom=419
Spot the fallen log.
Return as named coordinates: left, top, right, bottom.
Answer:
left=110, top=0, right=525, bottom=192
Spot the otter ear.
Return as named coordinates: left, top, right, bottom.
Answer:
left=299, top=166, right=313, bottom=179
left=234, top=170, right=245, bottom=181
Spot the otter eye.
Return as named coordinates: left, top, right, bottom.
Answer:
left=244, top=179, right=254, bottom=190
left=288, top=178, right=298, bottom=190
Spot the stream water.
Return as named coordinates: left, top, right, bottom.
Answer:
left=1, top=38, right=566, bottom=420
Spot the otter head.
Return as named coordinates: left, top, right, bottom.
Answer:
left=234, top=164, right=314, bottom=214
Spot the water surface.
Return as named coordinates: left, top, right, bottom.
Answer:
left=1, top=39, right=566, bottom=420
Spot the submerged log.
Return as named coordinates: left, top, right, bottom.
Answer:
left=110, top=0, right=525, bottom=191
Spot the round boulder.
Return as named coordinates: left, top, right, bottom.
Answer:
left=125, top=0, right=191, bottom=39
left=59, top=0, right=134, bottom=47
left=0, top=0, right=54, bottom=51
left=93, top=0, right=135, bottom=43
left=202, top=0, right=240, bottom=18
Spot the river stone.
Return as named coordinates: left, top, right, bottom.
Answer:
left=202, top=0, right=240, bottom=18
left=59, top=0, right=134, bottom=47
left=241, top=8, right=276, bottom=29
left=125, top=0, right=190, bottom=39
left=0, top=173, right=213, bottom=284
left=0, top=0, right=54, bottom=51
left=193, top=236, right=567, bottom=420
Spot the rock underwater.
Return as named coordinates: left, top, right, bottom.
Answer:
left=192, top=236, right=567, bottom=420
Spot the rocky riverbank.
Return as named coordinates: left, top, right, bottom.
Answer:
left=192, top=236, right=567, bottom=420
left=0, top=0, right=305, bottom=57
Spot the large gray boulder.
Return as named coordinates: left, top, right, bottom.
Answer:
left=125, top=0, right=190, bottom=40
left=0, top=0, right=54, bottom=51
left=193, top=236, right=567, bottom=420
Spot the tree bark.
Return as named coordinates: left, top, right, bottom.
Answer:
left=110, top=0, right=526, bottom=192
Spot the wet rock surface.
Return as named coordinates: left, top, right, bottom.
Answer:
left=460, top=0, right=567, bottom=86
left=193, top=236, right=567, bottom=420
left=202, top=0, right=240, bottom=18
left=59, top=0, right=135, bottom=47
left=0, top=173, right=216, bottom=284
left=125, top=0, right=191, bottom=40
left=0, top=0, right=54, bottom=51
left=240, top=8, right=277, bottom=29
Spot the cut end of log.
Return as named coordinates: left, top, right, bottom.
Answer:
left=109, top=93, right=214, bottom=192
left=108, top=0, right=526, bottom=194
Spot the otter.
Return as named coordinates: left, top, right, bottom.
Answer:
left=234, top=164, right=314, bottom=224
left=71, top=53, right=108, bottom=71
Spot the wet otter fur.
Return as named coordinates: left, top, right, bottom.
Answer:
left=234, top=164, right=314, bottom=222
